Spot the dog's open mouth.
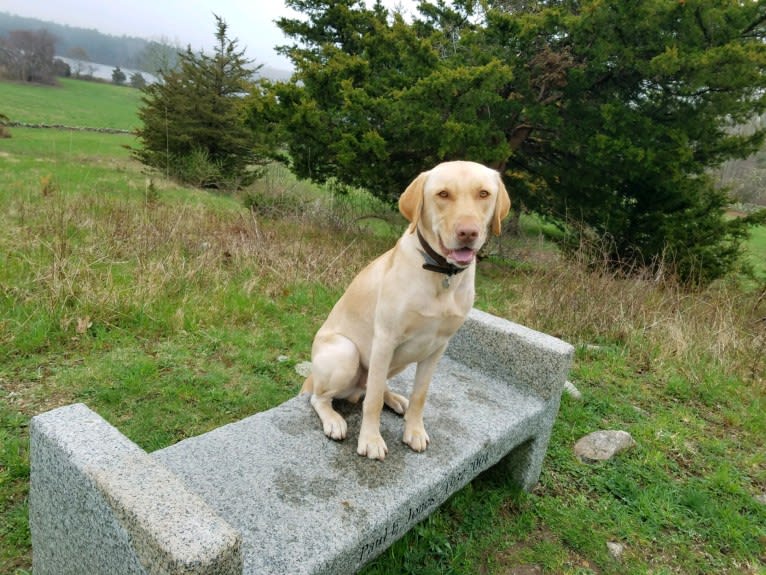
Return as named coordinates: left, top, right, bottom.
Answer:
left=434, top=235, right=478, bottom=267
left=445, top=247, right=476, bottom=266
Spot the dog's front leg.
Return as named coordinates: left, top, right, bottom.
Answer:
left=357, top=337, right=395, bottom=460
left=403, top=345, right=446, bottom=452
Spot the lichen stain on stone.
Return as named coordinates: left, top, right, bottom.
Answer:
left=462, top=385, right=494, bottom=406
left=330, top=434, right=408, bottom=490
left=272, top=467, right=340, bottom=506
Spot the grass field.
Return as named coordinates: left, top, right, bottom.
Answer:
left=748, top=224, right=766, bottom=277
left=1, top=78, right=765, bottom=575
left=0, top=77, right=142, bottom=129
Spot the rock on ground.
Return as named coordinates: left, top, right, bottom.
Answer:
left=563, top=380, right=582, bottom=399
left=607, top=541, right=625, bottom=560
left=574, top=430, right=636, bottom=463
left=294, top=361, right=312, bottom=378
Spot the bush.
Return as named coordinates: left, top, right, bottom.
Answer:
left=133, top=16, right=266, bottom=190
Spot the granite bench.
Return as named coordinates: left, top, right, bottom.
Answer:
left=29, top=308, right=573, bottom=575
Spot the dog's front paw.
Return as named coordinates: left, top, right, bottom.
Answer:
left=357, top=433, right=388, bottom=460
left=403, top=424, right=430, bottom=452
left=321, top=413, right=347, bottom=440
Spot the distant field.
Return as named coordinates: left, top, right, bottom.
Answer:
left=0, top=77, right=142, bottom=130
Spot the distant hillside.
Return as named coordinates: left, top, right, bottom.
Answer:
left=0, top=12, right=292, bottom=82
left=0, top=11, right=149, bottom=70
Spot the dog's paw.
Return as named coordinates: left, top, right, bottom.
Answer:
left=357, top=433, right=388, bottom=460
left=321, top=413, right=347, bottom=441
left=384, top=391, right=409, bottom=415
left=403, top=425, right=430, bottom=452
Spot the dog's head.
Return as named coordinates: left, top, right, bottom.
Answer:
left=399, top=161, right=511, bottom=267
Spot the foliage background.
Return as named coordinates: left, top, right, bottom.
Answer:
left=270, top=0, right=766, bottom=284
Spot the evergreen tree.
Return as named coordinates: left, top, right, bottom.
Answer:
left=133, top=16, right=264, bottom=189
left=111, top=66, right=126, bottom=85
left=274, top=0, right=467, bottom=199
left=271, top=0, right=766, bottom=284
left=488, top=0, right=766, bottom=283
left=129, top=72, right=146, bottom=89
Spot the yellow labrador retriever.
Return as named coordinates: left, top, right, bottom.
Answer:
left=301, top=161, right=510, bottom=460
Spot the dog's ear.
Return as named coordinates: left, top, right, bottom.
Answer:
left=492, top=172, right=512, bottom=236
left=399, top=171, right=428, bottom=234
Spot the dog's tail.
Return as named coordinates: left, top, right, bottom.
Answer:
left=299, top=374, right=313, bottom=396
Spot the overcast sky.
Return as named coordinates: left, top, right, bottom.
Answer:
left=2, top=0, right=418, bottom=70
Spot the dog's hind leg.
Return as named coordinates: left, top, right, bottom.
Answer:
left=308, top=334, right=361, bottom=441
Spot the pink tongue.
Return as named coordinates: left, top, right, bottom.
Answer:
left=449, top=248, right=475, bottom=265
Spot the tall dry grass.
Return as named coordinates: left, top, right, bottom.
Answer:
left=1, top=176, right=390, bottom=350
left=4, top=173, right=764, bottom=385
left=488, top=239, right=766, bottom=383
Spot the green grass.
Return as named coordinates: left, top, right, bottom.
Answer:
left=1, top=125, right=134, bottom=158
left=747, top=223, right=766, bottom=277
left=1, top=79, right=765, bottom=575
left=1, top=127, right=136, bottom=196
left=0, top=77, right=142, bottom=130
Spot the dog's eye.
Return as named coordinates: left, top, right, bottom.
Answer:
left=437, top=190, right=449, bottom=198
left=479, top=190, right=490, bottom=198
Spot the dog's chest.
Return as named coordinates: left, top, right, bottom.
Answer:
left=391, top=303, right=467, bottom=366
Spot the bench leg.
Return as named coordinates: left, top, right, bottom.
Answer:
left=500, top=399, right=561, bottom=491
left=497, top=435, right=548, bottom=491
